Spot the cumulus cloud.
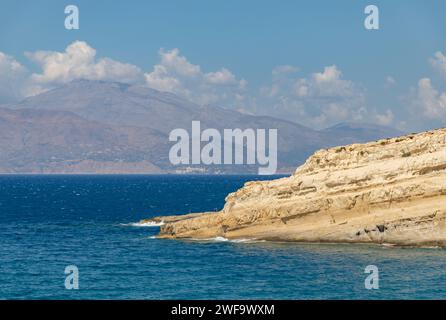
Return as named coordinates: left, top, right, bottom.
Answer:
left=25, top=41, right=145, bottom=95
left=401, top=51, right=446, bottom=129
left=145, top=48, right=247, bottom=107
left=299, top=65, right=357, bottom=98
left=205, top=68, right=239, bottom=85
left=374, top=109, right=394, bottom=126
left=413, top=78, right=446, bottom=119
left=260, top=65, right=367, bottom=128
left=0, top=42, right=402, bottom=129
left=0, top=42, right=248, bottom=110
left=0, top=52, right=28, bottom=102
left=429, top=51, right=446, bottom=76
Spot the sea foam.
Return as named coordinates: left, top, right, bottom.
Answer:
left=121, top=220, right=165, bottom=227
left=198, top=236, right=264, bottom=243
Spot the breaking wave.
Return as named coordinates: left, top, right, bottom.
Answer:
left=121, top=221, right=165, bottom=227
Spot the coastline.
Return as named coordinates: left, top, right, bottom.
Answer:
left=145, top=128, right=446, bottom=247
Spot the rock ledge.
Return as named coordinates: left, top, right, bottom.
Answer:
left=145, top=128, right=446, bottom=246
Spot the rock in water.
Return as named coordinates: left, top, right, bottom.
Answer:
left=148, top=128, right=446, bottom=247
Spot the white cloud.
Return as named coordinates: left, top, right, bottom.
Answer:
left=25, top=41, right=144, bottom=95
left=145, top=48, right=247, bottom=107
left=414, top=77, right=446, bottom=119
left=0, top=43, right=248, bottom=110
left=205, top=68, right=238, bottom=85
left=385, top=76, right=396, bottom=87
left=156, top=48, right=200, bottom=77
left=429, top=51, right=446, bottom=76
left=290, top=65, right=358, bottom=100
left=403, top=51, right=446, bottom=129
left=310, top=65, right=356, bottom=97
left=260, top=65, right=367, bottom=128
left=0, top=52, right=28, bottom=102
left=0, top=42, right=409, bottom=130
left=374, top=109, right=394, bottom=126
left=314, top=65, right=341, bottom=82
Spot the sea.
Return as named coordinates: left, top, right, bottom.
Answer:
left=0, top=174, right=445, bottom=299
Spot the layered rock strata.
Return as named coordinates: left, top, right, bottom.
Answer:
left=144, top=129, right=446, bottom=246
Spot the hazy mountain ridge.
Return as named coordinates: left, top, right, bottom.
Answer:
left=0, top=80, right=403, bottom=173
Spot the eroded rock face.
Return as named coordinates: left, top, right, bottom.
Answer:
left=148, top=128, right=446, bottom=246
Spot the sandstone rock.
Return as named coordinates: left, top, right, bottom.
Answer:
left=145, top=128, right=446, bottom=247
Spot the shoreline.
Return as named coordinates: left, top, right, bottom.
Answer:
left=145, top=229, right=445, bottom=249
left=145, top=128, right=446, bottom=247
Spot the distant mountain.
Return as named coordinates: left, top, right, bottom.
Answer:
left=0, top=107, right=167, bottom=173
left=321, top=122, right=403, bottom=145
left=0, top=80, right=402, bottom=173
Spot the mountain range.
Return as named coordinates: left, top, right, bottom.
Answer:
left=0, top=80, right=403, bottom=173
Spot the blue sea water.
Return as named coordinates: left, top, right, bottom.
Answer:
left=0, top=174, right=445, bottom=300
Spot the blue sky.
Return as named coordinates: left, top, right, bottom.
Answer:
left=1, top=0, right=446, bottom=131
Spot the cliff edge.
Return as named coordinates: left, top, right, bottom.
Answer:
left=144, top=128, right=446, bottom=246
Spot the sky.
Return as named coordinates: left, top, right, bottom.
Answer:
left=1, top=0, right=446, bottom=131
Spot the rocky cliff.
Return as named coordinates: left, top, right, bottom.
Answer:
left=145, top=128, right=446, bottom=246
